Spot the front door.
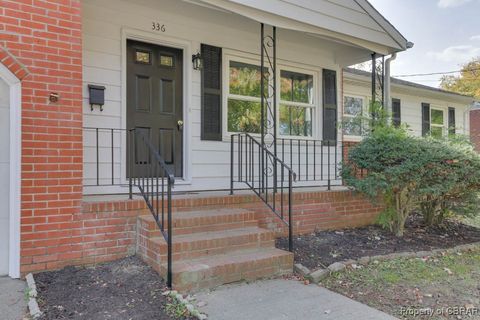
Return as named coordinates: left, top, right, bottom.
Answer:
left=127, top=40, right=183, bottom=177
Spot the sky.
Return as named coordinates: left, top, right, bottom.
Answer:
left=368, top=0, right=480, bottom=87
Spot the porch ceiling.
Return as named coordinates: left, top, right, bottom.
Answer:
left=184, top=0, right=410, bottom=65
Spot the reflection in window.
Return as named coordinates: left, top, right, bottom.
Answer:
left=431, top=108, right=445, bottom=139
left=229, top=61, right=265, bottom=98
left=343, top=96, right=363, bottom=136
left=228, top=100, right=261, bottom=133
left=279, top=105, right=312, bottom=137
left=227, top=61, right=264, bottom=133
left=135, top=50, right=151, bottom=64
left=160, top=55, right=174, bottom=67
left=279, top=70, right=314, bottom=137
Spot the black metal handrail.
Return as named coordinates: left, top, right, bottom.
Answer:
left=230, top=133, right=296, bottom=251
left=128, top=128, right=175, bottom=288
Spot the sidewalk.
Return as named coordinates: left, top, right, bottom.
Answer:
left=0, top=277, right=27, bottom=320
left=195, top=279, right=397, bottom=320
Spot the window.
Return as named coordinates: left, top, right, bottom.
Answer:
left=135, top=50, right=151, bottom=64
left=279, top=70, right=314, bottom=137
left=392, top=98, right=401, bottom=127
left=227, top=61, right=264, bottom=133
left=430, top=108, right=445, bottom=138
left=343, top=96, right=363, bottom=136
left=448, top=107, right=456, bottom=136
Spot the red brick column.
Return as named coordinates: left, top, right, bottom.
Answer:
left=0, top=0, right=83, bottom=274
left=470, top=110, right=480, bottom=152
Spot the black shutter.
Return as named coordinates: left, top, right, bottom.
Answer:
left=421, top=103, right=430, bottom=136
left=322, top=69, right=337, bottom=142
left=201, top=44, right=222, bottom=141
left=392, top=98, right=401, bottom=127
left=448, top=107, right=456, bottom=136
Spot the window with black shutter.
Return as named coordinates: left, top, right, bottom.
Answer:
left=421, top=103, right=430, bottom=136
left=201, top=44, right=222, bottom=140
left=322, top=69, right=337, bottom=142
left=392, top=98, right=401, bottom=127
left=448, top=107, right=456, bottom=136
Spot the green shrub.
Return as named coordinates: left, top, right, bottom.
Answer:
left=342, top=125, right=480, bottom=236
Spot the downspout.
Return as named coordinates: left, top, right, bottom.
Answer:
left=384, top=53, right=397, bottom=118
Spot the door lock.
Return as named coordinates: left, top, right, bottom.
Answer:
left=177, top=120, right=184, bottom=131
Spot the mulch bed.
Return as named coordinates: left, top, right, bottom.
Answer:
left=35, top=256, right=183, bottom=320
left=276, top=215, right=480, bottom=270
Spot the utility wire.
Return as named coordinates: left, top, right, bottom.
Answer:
left=393, top=67, right=480, bottom=77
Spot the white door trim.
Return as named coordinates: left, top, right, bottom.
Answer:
left=0, top=62, right=21, bottom=278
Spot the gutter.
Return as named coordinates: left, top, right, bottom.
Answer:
left=384, top=53, right=397, bottom=115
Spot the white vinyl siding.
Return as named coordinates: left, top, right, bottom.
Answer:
left=82, top=0, right=343, bottom=193
left=343, top=73, right=471, bottom=141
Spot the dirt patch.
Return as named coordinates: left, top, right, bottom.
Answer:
left=35, top=256, right=187, bottom=320
left=321, top=251, right=480, bottom=319
left=277, top=215, right=480, bottom=270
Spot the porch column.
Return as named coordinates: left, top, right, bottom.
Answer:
left=260, top=23, right=278, bottom=192
left=371, top=53, right=385, bottom=121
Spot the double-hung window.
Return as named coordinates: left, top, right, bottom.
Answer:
left=227, top=60, right=264, bottom=133
left=226, top=56, right=317, bottom=138
left=430, top=108, right=445, bottom=138
left=279, top=70, right=315, bottom=137
left=343, top=96, right=364, bottom=137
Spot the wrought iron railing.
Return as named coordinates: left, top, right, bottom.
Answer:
left=128, top=128, right=175, bottom=288
left=83, top=127, right=126, bottom=187
left=230, top=133, right=296, bottom=251
left=276, top=138, right=342, bottom=189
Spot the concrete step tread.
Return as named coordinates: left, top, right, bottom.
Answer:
left=168, top=248, right=292, bottom=272
left=149, top=226, right=273, bottom=245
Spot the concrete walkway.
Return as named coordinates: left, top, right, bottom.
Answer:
left=195, top=279, right=397, bottom=320
left=0, top=277, right=27, bottom=320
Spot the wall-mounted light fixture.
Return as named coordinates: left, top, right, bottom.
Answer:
left=49, top=92, right=59, bottom=103
left=88, top=84, right=106, bottom=111
left=192, top=52, right=203, bottom=70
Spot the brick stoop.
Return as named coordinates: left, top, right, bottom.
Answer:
left=136, top=208, right=293, bottom=292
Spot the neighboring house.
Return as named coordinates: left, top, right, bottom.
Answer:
left=470, top=104, right=480, bottom=151
left=343, top=68, right=474, bottom=141
left=0, top=0, right=466, bottom=291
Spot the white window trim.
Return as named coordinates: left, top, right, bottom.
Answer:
left=222, top=52, right=321, bottom=141
left=430, top=106, right=447, bottom=137
left=0, top=62, right=21, bottom=279
left=342, top=94, right=367, bottom=142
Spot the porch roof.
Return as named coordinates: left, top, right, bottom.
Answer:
left=184, top=0, right=410, bottom=64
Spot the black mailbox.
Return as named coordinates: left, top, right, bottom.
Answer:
left=88, top=84, right=106, bottom=111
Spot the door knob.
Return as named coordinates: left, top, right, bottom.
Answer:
left=177, top=120, right=184, bottom=131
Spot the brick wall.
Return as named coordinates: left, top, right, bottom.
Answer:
left=168, top=190, right=383, bottom=235
left=470, top=110, right=480, bottom=152
left=0, top=0, right=84, bottom=274
left=22, top=190, right=382, bottom=273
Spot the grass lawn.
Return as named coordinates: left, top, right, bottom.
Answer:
left=464, top=215, right=480, bottom=228
left=321, top=250, right=480, bottom=319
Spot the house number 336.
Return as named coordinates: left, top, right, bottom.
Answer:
left=152, top=22, right=166, bottom=32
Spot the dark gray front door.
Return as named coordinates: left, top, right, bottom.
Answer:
left=127, top=40, right=183, bottom=177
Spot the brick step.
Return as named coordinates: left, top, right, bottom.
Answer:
left=147, top=226, right=275, bottom=261
left=138, top=208, right=258, bottom=236
left=161, top=248, right=293, bottom=292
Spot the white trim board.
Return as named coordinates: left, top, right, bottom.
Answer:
left=0, top=62, right=21, bottom=279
